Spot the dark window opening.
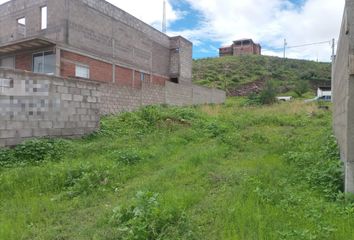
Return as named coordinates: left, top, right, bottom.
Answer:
left=170, top=77, right=179, bottom=84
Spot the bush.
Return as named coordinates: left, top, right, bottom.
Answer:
left=294, top=80, right=309, bottom=97
left=245, top=93, right=261, bottom=106
left=284, top=134, right=344, bottom=200
left=259, top=81, right=277, bottom=105
left=109, top=191, right=196, bottom=240
left=110, top=149, right=142, bottom=165
left=63, top=164, right=111, bottom=198
left=0, top=139, right=69, bottom=167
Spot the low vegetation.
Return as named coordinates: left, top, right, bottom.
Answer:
left=1, top=99, right=353, bottom=239
left=193, top=55, right=331, bottom=94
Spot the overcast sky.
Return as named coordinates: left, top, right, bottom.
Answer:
left=0, top=0, right=345, bottom=61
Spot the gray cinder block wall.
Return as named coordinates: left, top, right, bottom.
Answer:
left=0, top=68, right=100, bottom=147
left=333, top=0, right=354, bottom=193
left=0, top=68, right=226, bottom=147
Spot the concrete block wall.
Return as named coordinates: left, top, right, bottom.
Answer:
left=0, top=68, right=226, bottom=146
left=0, top=69, right=100, bottom=147
left=141, top=81, right=165, bottom=106
left=164, top=82, right=226, bottom=107
left=211, top=88, right=227, bottom=104
left=333, top=0, right=354, bottom=193
left=99, top=83, right=141, bottom=115
left=165, top=82, right=193, bottom=106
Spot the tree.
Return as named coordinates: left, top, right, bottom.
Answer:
left=260, top=80, right=277, bottom=105
left=294, top=80, right=309, bottom=97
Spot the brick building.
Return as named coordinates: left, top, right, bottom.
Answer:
left=219, top=39, right=261, bottom=57
left=0, top=0, right=192, bottom=86
left=0, top=0, right=226, bottom=147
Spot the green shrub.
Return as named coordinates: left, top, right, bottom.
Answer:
left=63, top=164, right=111, bottom=198
left=110, top=149, right=142, bottom=165
left=109, top=191, right=196, bottom=240
left=284, top=134, right=343, bottom=200
left=245, top=93, right=262, bottom=106
left=294, top=80, right=309, bottom=97
left=259, top=81, right=277, bottom=105
left=0, top=139, right=69, bottom=167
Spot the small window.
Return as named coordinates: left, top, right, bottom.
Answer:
left=75, top=65, right=90, bottom=79
left=40, top=6, right=47, bottom=30
left=170, top=77, right=179, bottom=84
left=0, top=57, right=15, bottom=69
left=17, top=17, right=25, bottom=25
left=33, top=51, right=55, bottom=74
left=17, top=17, right=26, bottom=35
left=140, top=72, right=145, bottom=81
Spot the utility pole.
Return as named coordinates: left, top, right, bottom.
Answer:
left=331, top=38, right=335, bottom=102
left=331, top=38, right=335, bottom=62
left=162, top=0, right=167, bottom=33
left=283, top=39, right=287, bottom=59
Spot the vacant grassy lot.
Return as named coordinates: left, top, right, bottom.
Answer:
left=1, top=99, right=353, bottom=240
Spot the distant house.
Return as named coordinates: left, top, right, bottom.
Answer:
left=317, top=86, right=331, bottom=97
left=219, top=39, right=261, bottom=57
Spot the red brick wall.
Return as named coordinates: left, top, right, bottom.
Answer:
left=15, top=53, right=32, bottom=71
left=152, top=75, right=167, bottom=86
left=133, top=71, right=142, bottom=89
left=61, top=50, right=113, bottom=83
left=115, top=66, right=133, bottom=86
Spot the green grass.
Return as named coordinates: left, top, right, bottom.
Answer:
left=193, top=55, right=331, bottom=93
left=1, top=99, right=353, bottom=240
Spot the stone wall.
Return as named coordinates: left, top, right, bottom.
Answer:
left=332, top=0, right=354, bottom=193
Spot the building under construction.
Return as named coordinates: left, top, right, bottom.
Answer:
left=219, top=39, right=261, bottom=57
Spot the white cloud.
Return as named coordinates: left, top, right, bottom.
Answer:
left=0, top=0, right=181, bottom=31
left=106, top=0, right=181, bottom=30
left=0, top=0, right=345, bottom=61
left=179, top=0, right=345, bottom=61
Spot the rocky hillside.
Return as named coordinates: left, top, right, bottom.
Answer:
left=193, top=55, right=331, bottom=96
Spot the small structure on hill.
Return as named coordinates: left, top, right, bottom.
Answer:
left=317, top=86, right=332, bottom=98
left=219, top=39, right=262, bottom=57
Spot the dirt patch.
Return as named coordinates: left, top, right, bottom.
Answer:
left=228, top=79, right=266, bottom=96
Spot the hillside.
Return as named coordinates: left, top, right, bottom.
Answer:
left=193, top=55, right=331, bottom=95
left=1, top=100, right=353, bottom=239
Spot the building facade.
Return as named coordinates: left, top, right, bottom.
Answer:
left=219, top=39, right=261, bottom=57
left=333, top=0, right=354, bottom=193
left=0, top=0, right=226, bottom=147
left=0, top=0, right=192, bottom=86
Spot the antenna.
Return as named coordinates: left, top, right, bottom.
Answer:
left=162, top=0, right=167, bottom=33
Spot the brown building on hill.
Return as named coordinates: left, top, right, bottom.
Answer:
left=219, top=39, right=261, bottom=57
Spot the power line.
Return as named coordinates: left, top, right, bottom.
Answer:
left=287, top=40, right=331, bottom=49
left=283, top=39, right=332, bottom=59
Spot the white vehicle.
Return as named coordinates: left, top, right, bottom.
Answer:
left=276, top=96, right=293, bottom=102
left=304, top=95, right=332, bottom=103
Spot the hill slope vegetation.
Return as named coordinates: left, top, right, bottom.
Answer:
left=1, top=100, right=353, bottom=239
left=193, top=55, right=331, bottom=95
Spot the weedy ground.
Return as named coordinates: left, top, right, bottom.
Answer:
left=1, top=98, right=353, bottom=240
